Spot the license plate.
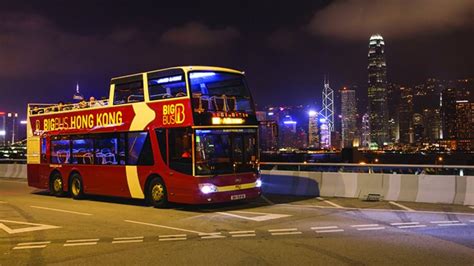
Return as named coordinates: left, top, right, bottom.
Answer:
left=231, top=194, right=246, bottom=200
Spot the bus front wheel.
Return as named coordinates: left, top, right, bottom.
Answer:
left=70, top=173, right=84, bottom=200
left=147, top=177, right=168, bottom=208
left=49, top=172, right=64, bottom=197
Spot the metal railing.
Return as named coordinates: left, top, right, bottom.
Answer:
left=0, top=159, right=26, bottom=164
left=259, top=162, right=474, bottom=175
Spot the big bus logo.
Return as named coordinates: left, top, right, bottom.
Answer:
left=162, top=103, right=185, bottom=125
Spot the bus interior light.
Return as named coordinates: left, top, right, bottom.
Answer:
left=190, top=72, right=216, bottom=79
left=212, top=117, right=244, bottom=125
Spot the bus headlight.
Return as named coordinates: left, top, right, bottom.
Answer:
left=255, top=178, right=262, bottom=188
left=199, top=183, right=217, bottom=194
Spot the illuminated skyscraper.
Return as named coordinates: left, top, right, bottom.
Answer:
left=361, top=113, right=370, bottom=149
left=319, top=118, right=330, bottom=149
left=367, top=34, right=389, bottom=148
left=340, top=87, right=357, bottom=148
left=321, top=78, right=334, bottom=132
left=399, top=86, right=414, bottom=144
left=308, top=110, right=319, bottom=148
left=455, top=100, right=474, bottom=151
left=0, top=112, right=19, bottom=146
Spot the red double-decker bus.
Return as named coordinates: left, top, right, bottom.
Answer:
left=26, top=66, right=261, bottom=207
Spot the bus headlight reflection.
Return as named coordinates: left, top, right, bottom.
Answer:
left=199, top=183, right=217, bottom=194
left=255, top=178, right=262, bottom=188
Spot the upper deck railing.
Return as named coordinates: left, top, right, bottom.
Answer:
left=28, top=99, right=109, bottom=116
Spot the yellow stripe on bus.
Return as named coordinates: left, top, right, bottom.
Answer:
left=216, top=182, right=257, bottom=192
left=130, top=102, right=156, bottom=131
left=125, top=166, right=145, bottom=199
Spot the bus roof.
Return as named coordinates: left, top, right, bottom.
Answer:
left=111, top=66, right=244, bottom=81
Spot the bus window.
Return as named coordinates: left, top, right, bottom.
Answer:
left=155, top=129, right=167, bottom=164
left=94, top=134, right=125, bottom=165
left=168, top=128, right=192, bottom=174
left=128, top=132, right=154, bottom=165
left=113, top=80, right=144, bottom=105
left=148, top=74, right=186, bottom=100
left=71, top=137, right=94, bottom=164
left=51, top=136, right=70, bottom=164
left=41, top=137, right=48, bottom=163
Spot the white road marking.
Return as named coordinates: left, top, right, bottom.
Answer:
left=271, top=231, right=302, bottom=236
left=315, top=229, right=344, bottom=233
left=398, top=225, right=427, bottom=229
left=390, top=222, right=419, bottom=226
left=0, top=219, right=60, bottom=234
left=311, top=226, right=338, bottom=230
left=357, top=227, right=386, bottom=231
left=351, top=224, right=379, bottom=228
left=124, top=220, right=206, bottom=234
left=217, top=211, right=291, bottom=222
left=232, top=234, right=256, bottom=237
left=64, top=242, right=98, bottom=247
left=199, top=232, right=225, bottom=239
left=0, top=201, right=6, bottom=204
left=112, top=240, right=143, bottom=244
left=229, top=230, right=255, bottom=234
left=201, top=235, right=226, bottom=239
left=66, top=239, right=100, bottom=243
left=430, top=221, right=460, bottom=224
left=159, top=238, right=186, bottom=241
left=317, top=197, right=343, bottom=208
left=13, top=245, right=47, bottom=250
left=437, top=223, right=466, bottom=227
left=18, top=241, right=51, bottom=246
left=469, top=206, right=474, bottom=209
left=389, top=201, right=415, bottom=211
left=470, top=220, right=474, bottom=223
left=199, top=232, right=222, bottom=236
left=30, top=206, right=92, bottom=216
left=268, top=228, right=298, bottom=232
left=281, top=204, right=474, bottom=216
left=113, top=236, right=144, bottom=240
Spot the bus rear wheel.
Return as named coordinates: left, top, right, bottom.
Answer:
left=49, top=172, right=64, bottom=197
left=147, top=177, right=168, bottom=208
left=70, top=173, right=84, bottom=200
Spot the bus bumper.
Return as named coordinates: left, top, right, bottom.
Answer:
left=196, top=187, right=261, bottom=204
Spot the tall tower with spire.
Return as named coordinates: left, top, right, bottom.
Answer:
left=368, top=34, right=389, bottom=148
left=321, top=77, right=334, bottom=132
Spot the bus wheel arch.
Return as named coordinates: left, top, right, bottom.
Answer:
left=69, top=171, right=84, bottom=200
left=145, top=175, right=168, bottom=208
left=49, top=170, right=64, bottom=197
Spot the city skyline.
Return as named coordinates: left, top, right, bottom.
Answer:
left=1, top=1, right=474, bottom=118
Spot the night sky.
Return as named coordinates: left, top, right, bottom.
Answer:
left=1, top=0, right=474, bottom=118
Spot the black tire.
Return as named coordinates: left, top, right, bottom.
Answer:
left=49, top=172, right=64, bottom=197
left=146, top=177, right=168, bottom=208
left=69, top=173, right=85, bottom=200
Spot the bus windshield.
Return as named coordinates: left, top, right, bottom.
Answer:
left=195, top=129, right=257, bottom=175
left=189, top=71, right=254, bottom=112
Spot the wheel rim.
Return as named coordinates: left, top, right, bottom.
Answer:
left=151, top=184, right=164, bottom=202
left=72, top=179, right=81, bottom=196
left=53, top=178, right=62, bottom=192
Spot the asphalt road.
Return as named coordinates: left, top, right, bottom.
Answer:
left=1, top=178, right=474, bottom=265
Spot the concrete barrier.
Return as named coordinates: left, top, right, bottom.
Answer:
left=261, top=170, right=320, bottom=196
left=416, top=175, right=456, bottom=204
left=0, top=164, right=27, bottom=178
left=262, top=169, right=474, bottom=205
